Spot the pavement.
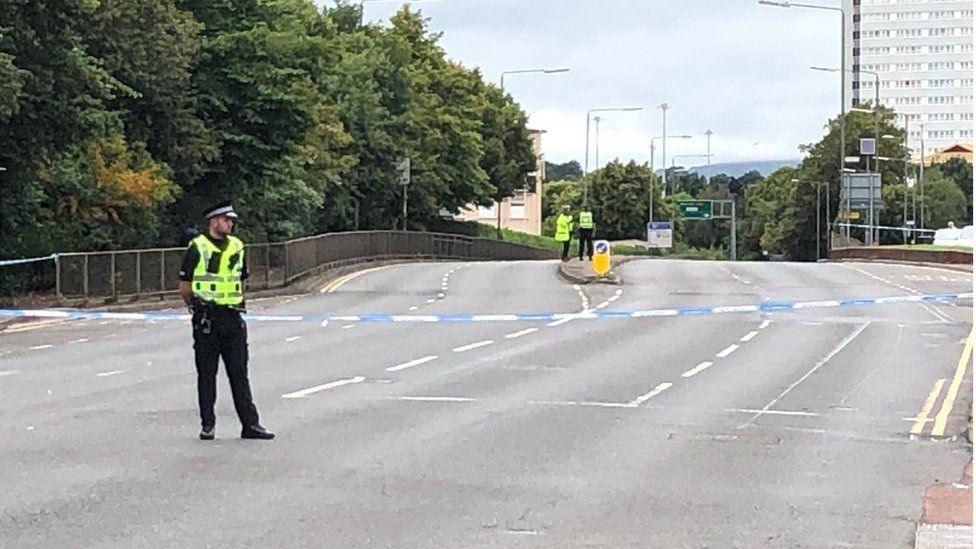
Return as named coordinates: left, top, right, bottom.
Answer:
left=0, top=259, right=972, bottom=548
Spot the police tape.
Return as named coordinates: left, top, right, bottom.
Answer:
left=0, top=254, right=58, bottom=267
left=0, top=292, right=971, bottom=325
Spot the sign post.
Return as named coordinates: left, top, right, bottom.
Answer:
left=397, top=157, right=410, bottom=231
left=647, top=221, right=673, bottom=249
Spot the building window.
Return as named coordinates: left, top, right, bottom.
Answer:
left=927, top=130, right=956, bottom=139
left=509, top=202, right=525, bottom=220
left=477, top=205, right=495, bottom=219
left=928, top=45, right=952, bottom=54
left=928, top=113, right=955, bottom=122
left=929, top=79, right=954, bottom=88
left=961, top=130, right=974, bottom=139
left=961, top=113, right=974, bottom=121
left=928, top=96, right=954, bottom=104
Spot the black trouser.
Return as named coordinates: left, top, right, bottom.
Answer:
left=578, top=228, right=594, bottom=260
left=560, top=239, right=571, bottom=261
left=192, top=307, right=260, bottom=429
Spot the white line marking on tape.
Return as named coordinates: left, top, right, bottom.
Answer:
left=716, top=344, right=739, bottom=358
left=282, top=376, right=366, bottom=399
left=96, top=370, right=124, bottom=377
left=740, top=331, right=759, bottom=342
left=399, top=396, right=477, bottom=403
left=285, top=336, right=301, bottom=342
left=759, top=320, right=771, bottom=330
left=506, top=328, right=539, bottom=339
left=742, top=323, right=869, bottom=427
left=629, top=382, right=673, bottom=407
left=386, top=355, right=438, bottom=372
left=682, top=361, right=714, bottom=378
left=28, top=345, right=53, bottom=351
left=453, top=340, right=494, bottom=353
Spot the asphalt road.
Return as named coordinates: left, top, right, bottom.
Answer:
left=0, top=259, right=971, bottom=548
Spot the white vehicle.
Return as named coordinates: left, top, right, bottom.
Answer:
left=932, top=225, right=973, bottom=248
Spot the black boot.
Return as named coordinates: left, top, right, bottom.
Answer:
left=199, top=425, right=215, bottom=440
left=241, top=424, right=275, bottom=440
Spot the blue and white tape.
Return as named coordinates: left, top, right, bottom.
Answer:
left=0, top=253, right=58, bottom=267
left=0, top=292, right=970, bottom=325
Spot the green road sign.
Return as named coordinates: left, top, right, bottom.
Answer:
left=678, top=200, right=712, bottom=219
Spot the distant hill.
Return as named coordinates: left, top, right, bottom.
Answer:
left=661, top=159, right=802, bottom=179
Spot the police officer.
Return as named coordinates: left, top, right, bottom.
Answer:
left=555, top=205, right=574, bottom=261
left=178, top=201, right=274, bottom=441
left=577, top=207, right=595, bottom=261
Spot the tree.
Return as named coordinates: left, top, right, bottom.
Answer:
left=932, top=157, right=973, bottom=224
left=919, top=167, right=968, bottom=229
left=544, top=160, right=582, bottom=182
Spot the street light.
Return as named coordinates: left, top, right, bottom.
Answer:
left=648, top=135, right=692, bottom=223
left=494, top=67, right=568, bottom=239
left=812, top=66, right=882, bottom=173
left=704, top=129, right=714, bottom=166
left=499, top=67, right=570, bottom=90
left=583, top=106, right=643, bottom=204
left=793, top=178, right=830, bottom=259
left=763, top=1, right=847, bottom=235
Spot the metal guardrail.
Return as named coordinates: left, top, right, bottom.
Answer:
left=46, top=231, right=556, bottom=302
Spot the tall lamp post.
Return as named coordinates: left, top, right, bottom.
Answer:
left=495, top=67, right=569, bottom=238
left=763, top=1, right=848, bottom=233
left=583, top=106, right=643, bottom=204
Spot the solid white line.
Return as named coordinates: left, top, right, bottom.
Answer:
left=408, top=306, right=419, bottom=311
left=453, top=340, right=494, bottom=353
left=716, top=344, right=739, bottom=358
left=0, top=370, right=20, bottom=377
left=727, top=408, right=823, bottom=417
left=682, top=361, right=714, bottom=378
left=573, top=285, right=582, bottom=291
left=505, top=328, right=539, bottom=339
left=96, top=370, right=124, bottom=377
left=386, top=355, right=438, bottom=372
left=742, top=323, right=869, bottom=427
left=342, top=325, right=355, bottom=329
left=527, top=400, right=635, bottom=409
left=426, top=298, right=436, bottom=303
left=285, top=336, right=300, bottom=342
left=438, top=293, right=445, bottom=298
left=596, top=302, right=609, bottom=309
left=759, top=320, right=771, bottom=330
left=3, top=319, right=67, bottom=333
left=282, top=376, right=366, bottom=399
left=399, top=396, right=477, bottom=403
left=607, top=295, right=620, bottom=303
left=28, top=345, right=53, bottom=351
left=629, top=382, right=673, bottom=407
left=615, top=289, right=623, bottom=296
left=740, top=331, right=759, bottom=342
left=69, top=338, right=89, bottom=344
left=547, top=317, right=573, bottom=327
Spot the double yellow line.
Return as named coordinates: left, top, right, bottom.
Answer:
left=318, top=265, right=392, bottom=294
left=911, top=330, right=973, bottom=437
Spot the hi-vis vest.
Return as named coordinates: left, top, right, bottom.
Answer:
left=578, top=211, right=594, bottom=229
left=555, top=214, right=573, bottom=242
left=191, top=235, right=244, bottom=307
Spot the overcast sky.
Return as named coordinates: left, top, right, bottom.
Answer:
left=345, top=0, right=842, bottom=168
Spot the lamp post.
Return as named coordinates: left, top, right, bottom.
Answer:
left=793, top=179, right=829, bottom=259
left=499, top=67, right=570, bottom=91
left=763, top=1, right=848, bottom=233
left=704, top=129, right=714, bottom=166
left=495, top=67, right=568, bottom=238
left=583, top=106, right=643, bottom=204
left=649, top=135, right=692, bottom=224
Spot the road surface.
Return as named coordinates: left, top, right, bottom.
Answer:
left=0, top=259, right=971, bottom=548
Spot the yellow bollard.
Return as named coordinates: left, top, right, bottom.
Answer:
left=593, top=240, right=611, bottom=276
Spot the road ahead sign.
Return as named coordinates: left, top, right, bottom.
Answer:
left=593, top=240, right=611, bottom=276
left=678, top=200, right=712, bottom=219
left=647, top=221, right=673, bottom=249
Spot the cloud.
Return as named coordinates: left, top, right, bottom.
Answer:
left=338, top=0, right=845, bottom=165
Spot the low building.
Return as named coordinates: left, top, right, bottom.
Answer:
left=455, top=129, right=545, bottom=235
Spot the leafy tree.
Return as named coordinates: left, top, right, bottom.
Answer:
left=544, top=160, right=582, bottom=182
